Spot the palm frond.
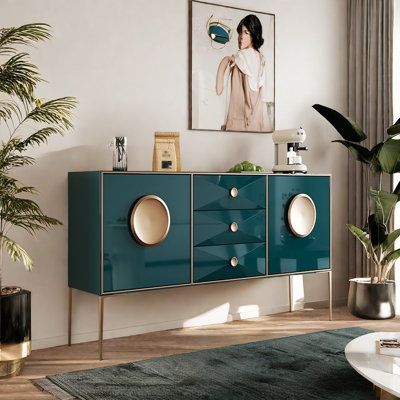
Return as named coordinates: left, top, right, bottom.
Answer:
left=0, top=53, right=40, bottom=102
left=0, top=24, right=50, bottom=56
left=25, top=97, right=77, bottom=129
left=0, top=99, right=23, bottom=124
left=0, top=234, right=33, bottom=270
left=20, top=126, right=62, bottom=148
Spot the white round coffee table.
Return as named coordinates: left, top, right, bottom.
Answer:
left=345, top=332, right=400, bottom=399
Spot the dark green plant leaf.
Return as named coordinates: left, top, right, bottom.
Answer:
left=382, top=249, right=400, bottom=265
left=312, top=104, right=367, bottom=142
left=347, top=224, right=371, bottom=258
left=382, top=229, right=400, bottom=254
left=387, top=123, right=400, bottom=136
left=378, top=138, right=400, bottom=173
left=331, top=140, right=372, bottom=164
left=369, top=143, right=383, bottom=173
left=370, top=189, right=399, bottom=225
left=368, top=214, right=387, bottom=248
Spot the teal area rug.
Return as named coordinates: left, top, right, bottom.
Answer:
left=35, top=327, right=375, bottom=400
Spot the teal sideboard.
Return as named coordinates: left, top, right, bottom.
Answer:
left=68, top=171, right=331, bottom=359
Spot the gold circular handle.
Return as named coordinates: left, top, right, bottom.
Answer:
left=130, top=195, right=170, bottom=246
left=230, top=222, right=238, bottom=232
left=230, top=257, right=239, bottom=267
left=287, top=194, right=316, bottom=238
left=230, top=187, right=238, bottom=198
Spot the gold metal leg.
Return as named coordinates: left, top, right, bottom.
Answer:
left=288, top=275, right=292, bottom=312
left=98, top=296, right=104, bottom=361
left=68, top=287, right=72, bottom=346
left=328, top=271, right=333, bottom=321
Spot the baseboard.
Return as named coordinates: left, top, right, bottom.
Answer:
left=32, top=304, right=291, bottom=350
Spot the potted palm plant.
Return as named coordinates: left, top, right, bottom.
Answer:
left=0, top=23, right=76, bottom=377
left=313, top=104, right=400, bottom=319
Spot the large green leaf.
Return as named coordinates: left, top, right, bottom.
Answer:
left=347, top=224, right=371, bottom=257
left=387, top=117, right=400, bottom=136
left=368, top=214, right=387, bottom=248
left=387, top=124, right=400, bottom=136
left=313, top=104, right=367, bottom=142
left=378, top=138, right=400, bottom=173
left=370, top=189, right=399, bottom=225
left=369, top=143, right=383, bottom=173
left=332, top=140, right=372, bottom=164
left=382, top=229, right=400, bottom=253
left=382, top=249, right=400, bottom=265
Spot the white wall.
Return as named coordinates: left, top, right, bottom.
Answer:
left=1, top=0, right=348, bottom=350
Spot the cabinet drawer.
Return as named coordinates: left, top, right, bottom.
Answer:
left=194, top=175, right=265, bottom=210
left=194, top=210, right=265, bottom=246
left=194, top=243, right=266, bottom=283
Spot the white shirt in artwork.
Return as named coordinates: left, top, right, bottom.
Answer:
left=234, top=48, right=266, bottom=94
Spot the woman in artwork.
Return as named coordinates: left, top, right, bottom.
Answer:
left=216, top=14, right=267, bottom=132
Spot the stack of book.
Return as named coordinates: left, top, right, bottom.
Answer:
left=378, top=338, right=400, bottom=357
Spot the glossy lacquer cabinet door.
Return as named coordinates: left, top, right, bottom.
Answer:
left=268, top=176, right=330, bottom=275
left=103, top=174, right=190, bottom=292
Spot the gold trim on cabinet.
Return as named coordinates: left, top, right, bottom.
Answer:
left=130, top=195, right=171, bottom=246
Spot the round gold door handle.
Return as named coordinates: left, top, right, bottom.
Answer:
left=230, top=257, right=239, bottom=267
left=230, top=222, right=238, bottom=232
left=230, top=187, right=238, bottom=198
left=287, top=194, right=316, bottom=238
left=130, top=195, right=170, bottom=246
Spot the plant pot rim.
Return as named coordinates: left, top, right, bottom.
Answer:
left=349, top=277, right=395, bottom=285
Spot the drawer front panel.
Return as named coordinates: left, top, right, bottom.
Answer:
left=268, top=176, right=330, bottom=275
left=194, top=175, right=265, bottom=210
left=103, top=173, right=190, bottom=292
left=194, top=243, right=266, bottom=283
left=194, top=210, right=266, bottom=246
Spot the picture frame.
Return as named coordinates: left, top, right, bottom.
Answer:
left=189, top=0, right=275, bottom=133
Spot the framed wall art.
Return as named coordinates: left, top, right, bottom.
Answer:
left=189, top=0, right=275, bottom=133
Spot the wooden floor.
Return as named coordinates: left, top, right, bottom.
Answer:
left=2, top=306, right=400, bottom=399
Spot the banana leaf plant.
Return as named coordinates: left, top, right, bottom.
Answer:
left=313, top=104, right=400, bottom=283
left=0, top=23, right=76, bottom=292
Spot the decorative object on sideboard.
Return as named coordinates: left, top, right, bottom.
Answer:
left=0, top=23, right=76, bottom=378
left=152, top=132, right=181, bottom=172
left=111, top=137, right=128, bottom=171
left=228, top=160, right=265, bottom=172
left=313, top=104, right=400, bottom=319
left=190, top=1, right=275, bottom=133
left=272, top=128, right=308, bottom=174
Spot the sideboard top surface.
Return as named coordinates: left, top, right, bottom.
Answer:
left=68, top=171, right=332, bottom=177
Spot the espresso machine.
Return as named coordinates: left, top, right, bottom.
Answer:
left=272, top=127, right=308, bottom=173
